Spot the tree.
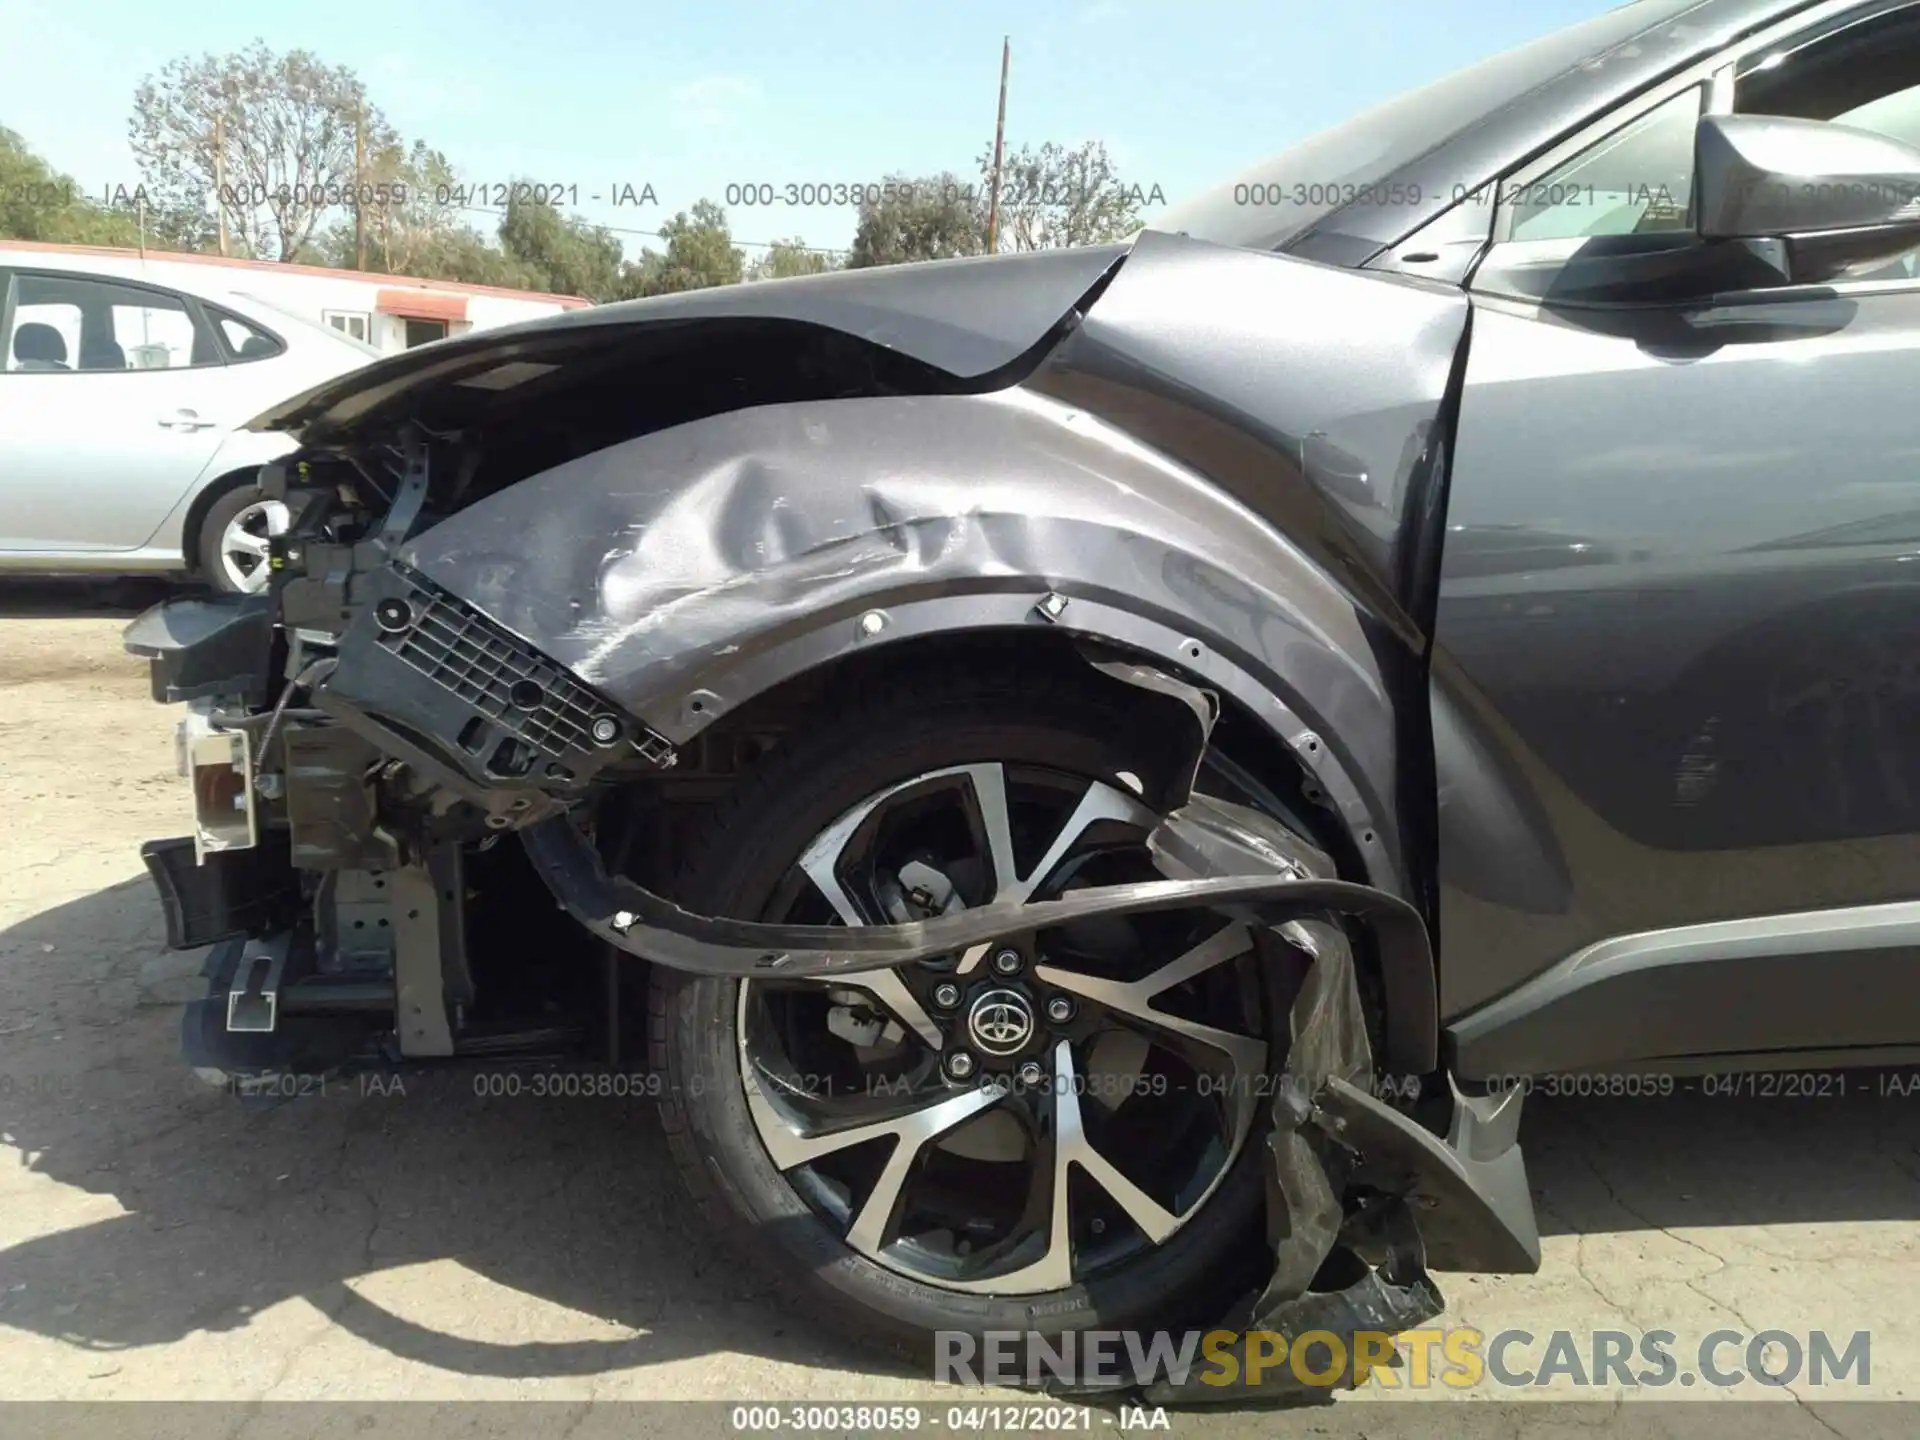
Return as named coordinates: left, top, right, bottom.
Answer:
left=359, top=138, right=464, bottom=274
left=498, top=190, right=626, bottom=300
left=412, top=226, right=543, bottom=289
left=847, top=172, right=984, bottom=267
left=130, top=40, right=378, bottom=261
left=139, top=198, right=221, bottom=254
left=748, top=237, right=836, bottom=282
left=978, top=140, right=1151, bottom=251
left=312, top=139, right=468, bottom=276
left=624, top=200, right=745, bottom=296
left=0, top=128, right=139, bottom=245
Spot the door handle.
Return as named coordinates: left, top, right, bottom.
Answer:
left=157, top=409, right=218, bottom=431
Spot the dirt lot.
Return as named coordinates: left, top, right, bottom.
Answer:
left=0, top=578, right=1916, bottom=1431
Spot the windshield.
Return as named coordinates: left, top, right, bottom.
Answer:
left=1157, top=0, right=1712, bottom=252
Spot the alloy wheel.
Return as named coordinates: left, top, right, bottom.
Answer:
left=737, top=761, right=1269, bottom=1295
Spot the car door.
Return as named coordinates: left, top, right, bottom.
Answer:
left=1435, top=0, right=1920, bottom=1070
left=0, top=268, right=234, bottom=553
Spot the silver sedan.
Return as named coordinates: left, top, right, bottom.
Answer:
left=0, top=253, right=375, bottom=592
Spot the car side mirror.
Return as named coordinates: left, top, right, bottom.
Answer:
left=1695, top=113, right=1920, bottom=281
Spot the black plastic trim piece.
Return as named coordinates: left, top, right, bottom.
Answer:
left=123, top=593, right=275, bottom=705
left=520, top=808, right=1441, bottom=1075
left=141, top=837, right=297, bottom=950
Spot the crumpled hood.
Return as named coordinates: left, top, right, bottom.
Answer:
left=245, top=242, right=1133, bottom=445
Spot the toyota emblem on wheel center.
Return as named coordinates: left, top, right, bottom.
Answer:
left=967, top=989, right=1036, bottom=1056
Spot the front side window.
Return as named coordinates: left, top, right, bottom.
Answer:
left=1157, top=0, right=1712, bottom=252
left=1506, top=86, right=1703, bottom=242
left=3, top=273, right=218, bottom=373
left=1481, top=2, right=1920, bottom=298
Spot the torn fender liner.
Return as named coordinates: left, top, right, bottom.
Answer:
left=1138, top=802, right=1535, bottom=1406
left=518, top=816, right=1432, bottom=983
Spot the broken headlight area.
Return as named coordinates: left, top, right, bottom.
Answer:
left=123, top=441, right=679, bottom=1075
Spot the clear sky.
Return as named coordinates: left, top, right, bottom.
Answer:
left=3, top=0, right=1611, bottom=258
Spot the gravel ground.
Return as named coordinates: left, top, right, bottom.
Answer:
left=0, top=577, right=1915, bottom=1436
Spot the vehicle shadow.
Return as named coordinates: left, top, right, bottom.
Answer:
left=0, top=576, right=190, bottom=621
left=1524, top=1077, right=1920, bottom=1241
left=0, top=879, right=900, bottom=1382
left=1, top=878, right=1916, bottom=1386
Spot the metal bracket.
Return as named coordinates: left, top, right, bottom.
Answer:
left=318, top=868, right=399, bottom=974
left=379, top=428, right=432, bottom=545
left=225, top=932, right=289, bottom=1033
left=388, top=847, right=466, bottom=1056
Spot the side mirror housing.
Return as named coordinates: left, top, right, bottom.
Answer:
left=1696, top=113, right=1920, bottom=279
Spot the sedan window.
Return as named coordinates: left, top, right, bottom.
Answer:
left=1, top=272, right=221, bottom=373
left=209, top=308, right=287, bottom=363
left=110, top=296, right=199, bottom=369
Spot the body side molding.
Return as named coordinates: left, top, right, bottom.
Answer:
left=1450, top=898, right=1920, bottom=1077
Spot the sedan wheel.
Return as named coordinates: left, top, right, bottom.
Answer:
left=219, top=499, right=287, bottom=593
left=199, top=486, right=289, bottom=594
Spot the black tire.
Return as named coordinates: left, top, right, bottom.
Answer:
left=649, top=663, right=1274, bottom=1363
left=196, top=482, right=272, bottom=594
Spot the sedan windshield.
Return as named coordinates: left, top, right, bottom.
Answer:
left=1158, top=0, right=1713, bottom=252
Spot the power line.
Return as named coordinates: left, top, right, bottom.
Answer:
left=451, top=203, right=853, bottom=257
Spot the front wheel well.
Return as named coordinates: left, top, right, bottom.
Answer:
left=596, top=629, right=1412, bottom=1063
left=677, top=629, right=1366, bottom=876
left=179, top=467, right=266, bottom=575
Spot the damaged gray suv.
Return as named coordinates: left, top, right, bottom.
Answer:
left=126, top=0, right=1920, bottom=1393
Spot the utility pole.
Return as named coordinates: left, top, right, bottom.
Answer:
left=213, top=110, right=228, bottom=256
left=986, top=37, right=1010, bottom=254
left=353, top=104, right=367, bottom=269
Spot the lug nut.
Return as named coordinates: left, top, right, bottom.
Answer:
left=1046, top=995, right=1076, bottom=1024
left=932, top=982, right=961, bottom=1009
left=1017, top=1060, right=1046, bottom=1087
left=992, top=948, right=1023, bottom=976
left=945, top=1051, right=976, bottom=1081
